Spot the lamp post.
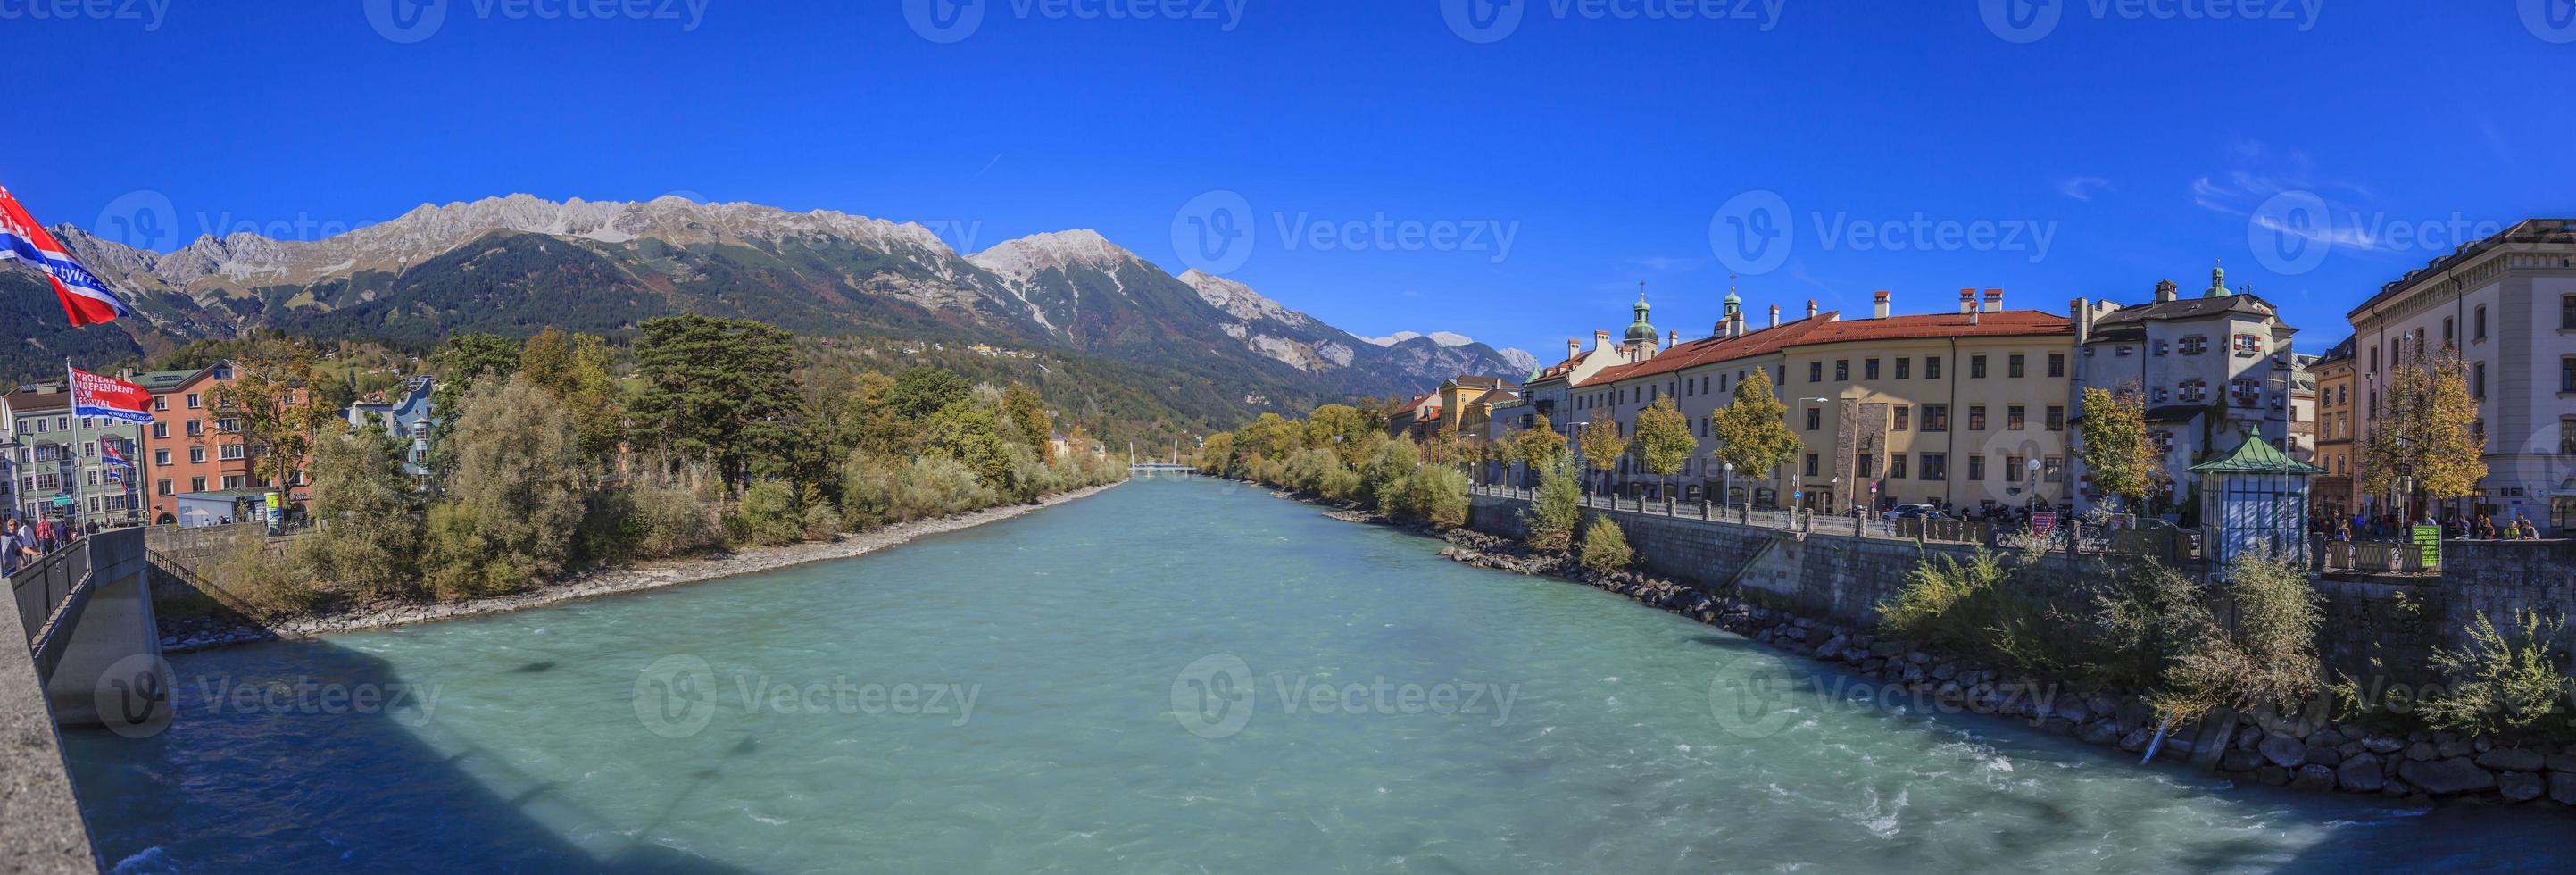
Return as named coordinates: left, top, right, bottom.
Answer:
left=2028, top=457, right=2045, bottom=511
left=1723, top=462, right=1734, bottom=512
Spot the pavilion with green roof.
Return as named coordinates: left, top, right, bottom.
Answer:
left=2190, top=435, right=2326, bottom=568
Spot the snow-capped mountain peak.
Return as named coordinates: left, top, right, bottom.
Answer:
left=966, top=229, right=1138, bottom=282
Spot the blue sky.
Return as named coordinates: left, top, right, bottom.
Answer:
left=6, top=1, right=2570, bottom=356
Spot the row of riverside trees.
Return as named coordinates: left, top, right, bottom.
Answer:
left=1192, top=404, right=1475, bottom=529
left=221, top=316, right=1126, bottom=617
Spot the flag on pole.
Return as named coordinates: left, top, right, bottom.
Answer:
left=68, top=367, right=154, bottom=425
left=0, top=186, right=135, bottom=326
left=99, top=437, right=134, bottom=483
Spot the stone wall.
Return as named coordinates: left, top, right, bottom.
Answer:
left=1467, top=493, right=1976, bottom=627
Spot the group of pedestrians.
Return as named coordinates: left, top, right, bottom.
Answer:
left=2320, top=512, right=2545, bottom=542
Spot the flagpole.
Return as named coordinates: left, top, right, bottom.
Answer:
left=65, top=358, right=84, bottom=534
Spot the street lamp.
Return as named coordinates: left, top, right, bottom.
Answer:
left=2028, top=458, right=2045, bottom=511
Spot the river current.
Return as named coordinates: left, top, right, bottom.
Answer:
left=62, top=476, right=2576, bottom=872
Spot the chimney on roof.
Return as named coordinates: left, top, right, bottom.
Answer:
left=1669, top=329, right=1680, bottom=347
left=1873, top=290, right=1890, bottom=320
left=1567, top=338, right=1581, bottom=360
left=1958, top=289, right=1977, bottom=314
left=1969, top=303, right=1982, bottom=327
left=1983, top=289, right=2003, bottom=313
left=1592, top=329, right=1611, bottom=351
left=2071, top=297, right=2091, bottom=346
left=2155, top=279, right=2178, bottom=304
left=1807, top=299, right=1819, bottom=320
left=1768, top=304, right=1781, bottom=329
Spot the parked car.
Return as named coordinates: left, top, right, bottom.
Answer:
left=1881, top=504, right=1945, bottom=524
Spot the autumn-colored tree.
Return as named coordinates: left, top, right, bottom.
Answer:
left=1512, top=414, right=1569, bottom=473
left=1708, top=369, right=1799, bottom=507
left=2075, top=384, right=2165, bottom=512
left=1000, top=383, right=1053, bottom=461
left=519, top=328, right=627, bottom=462
left=1577, top=417, right=1625, bottom=496
left=210, top=354, right=331, bottom=516
left=2362, top=347, right=2487, bottom=510
left=1629, top=396, right=1696, bottom=500
left=1303, top=404, right=1375, bottom=467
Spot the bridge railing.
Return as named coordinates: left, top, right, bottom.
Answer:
left=10, top=540, right=91, bottom=648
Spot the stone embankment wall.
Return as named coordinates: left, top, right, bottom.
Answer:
left=1456, top=491, right=2576, bottom=809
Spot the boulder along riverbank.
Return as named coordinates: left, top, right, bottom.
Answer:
left=1286, top=485, right=2576, bottom=813
left=159, top=480, right=1127, bottom=654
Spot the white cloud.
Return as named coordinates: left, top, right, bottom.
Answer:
left=2056, top=176, right=2113, bottom=201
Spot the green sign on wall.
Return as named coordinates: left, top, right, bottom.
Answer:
left=2412, top=525, right=2443, bottom=571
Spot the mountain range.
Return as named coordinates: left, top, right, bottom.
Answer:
left=2, top=195, right=1533, bottom=425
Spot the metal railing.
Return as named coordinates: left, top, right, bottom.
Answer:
left=9, top=539, right=91, bottom=646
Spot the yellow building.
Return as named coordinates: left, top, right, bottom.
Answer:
left=2308, top=337, right=2357, bottom=520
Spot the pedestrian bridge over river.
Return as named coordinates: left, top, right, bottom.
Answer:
left=4, top=528, right=171, bottom=873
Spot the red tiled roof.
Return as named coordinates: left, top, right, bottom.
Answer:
left=1396, top=392, right=1442, bottom=417
left=1525, top=349, right=1591, bottom=385
left=1587, top=312, right=1845, bottom=385
left=1790, top=310, right=2072, bottom=346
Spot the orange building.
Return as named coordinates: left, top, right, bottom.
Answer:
left=132, top=362, right=312, bottom=524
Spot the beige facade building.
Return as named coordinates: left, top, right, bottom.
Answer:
left=2345, top=218, right=2576, bottom=531
left=2309, top=337, right=2357, bottom=520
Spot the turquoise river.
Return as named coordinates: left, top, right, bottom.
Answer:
left=62, top=476, right=2576, bottom=872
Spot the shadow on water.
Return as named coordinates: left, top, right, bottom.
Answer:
left=61, top=641, right=757, bottom=874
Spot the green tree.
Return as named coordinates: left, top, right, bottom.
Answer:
left=519, top=328, right=627, bottom=462
left=735, top=480, right=804, bottom=546
left=295, top=421, right=423, bottom=599
left=921, top=400, right=1012, bottom=487
left=427, top=376, right=586, bottom=596
left=1000, top=383, right=1054, bottom=461
left=1523, top=455, right=1582, bottom=553
left=1577, top=417, right=1624, bottom=497
left=2148, top=553, right=2323, bottom=724
left=425, top=332, right=523, bottom=479
left=1629, top=396, right=1696, bottom=500
left=889, top=366, right=972, bottom=421
left=2076, top=384, right=2164, bottom=511
left=2362, top=347, right=2487, bottom=512
left=1708, top=369, right=1799, bottom=508
left=627, top=315, right=803, bottom=492
left=1578, top=516, right=1634, bottom=576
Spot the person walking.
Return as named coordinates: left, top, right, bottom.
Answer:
left=32, top=516, right=56, bottom=554
left=2, top=519, right=36, bottom=576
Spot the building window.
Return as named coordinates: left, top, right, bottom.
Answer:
left=2564, top=296, right=2576, bottom=330
left=2154, top=340, right=2170, bottom=356
left=2443, top=316, right=2455, bottom=345
left=1809, top=362, right=1824, bottom=383
left=1920, top=453, right=1946, bottom=480
left=2564, top=356, right=2576, bottom=394
left=186, top=420, right=204, bottom=438
left=155, top=479, right=172, bottom=497
left=222, top=475, right=245, bottom=490
left=2007, top=354, right=2026, bottom=379
left=2006, top=453, right=2026, bottom=479
left=1895, top=358, right=1911, bottom=380
left=1806, top=407, right=1822, bottom=430
left=1966, top=455, right=1985, bottom=481
left=186, top=393, right=200, bottom=409
left=2474, top=362, right=2487, bottom=400
left=1836, top=360, right=1849, bottom=381
left=2043, top=456, right=2065, bottom=484
left=2475, top=305, right=2488, bottom=341
left=1886, top=454, right=1906, bottom=480
left=2007, top=405, right=2026, bottom=430
left=188, top=477, right=205, bottom=493
left=1892, top=406, right=1911, bottom=431
left=1857, top=454, right=1875, bottom=479
left=153, top=449, right=170, bottom=466
left=2235, top=334, right=2265, bottom=356
left=2047, top=353, right=2065, bottom=378
left=219, top=444, right=246, bottom=461
left=1967, top=405, right=1988, bottom=430
left=2181, top=336, right=2208, bottom=355
left=2564, top=417, right=2576, bottom=455
left=2231, top=379, right=2263, bottom=407
left=1922, top=404, right=1949, bottom=432
left=1924, top=356, right=1941, bottom=379
left=151, top=422, right=168, bottom=439
left=1864, top=358, right=1880, bottom=381
left=1804, top=454, right=1819, bottom=477
left=2180, top=380, right=2207, bottom=403
left=2045, top=404, right=2065, bottom=431
left=1970, top=355, right=1988, bottom=379
left=189, top=447, right=206, bottom=463
left=2150, top=430, right=2174, bottom=454
left=153, top=396, right=167, bottom=411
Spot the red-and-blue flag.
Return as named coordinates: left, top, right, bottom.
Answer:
left=100, top=437, right=133, bottom=483
left=0, top=186, right=135, bottom=327
left=69, top=367, right=154, bottom=425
